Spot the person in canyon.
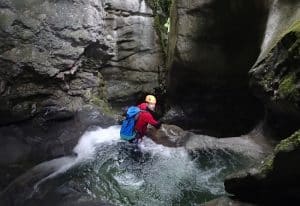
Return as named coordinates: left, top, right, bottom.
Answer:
left=120, top=95, right=162, bottom=143
left=131, top=95, right=162, bottom=143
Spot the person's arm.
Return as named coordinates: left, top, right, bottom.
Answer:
left=145, top=113, right=161, bottom=129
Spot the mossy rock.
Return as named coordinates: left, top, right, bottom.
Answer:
left=259, top=129, right=300, bottom=174
left=225, top=129, right=300, bottom=203
left=260, top=21, right=300, bottom=60
left=90, top=96, right=114, bottom=116
left=278, top=73, right=300, bottom=102
left=280, top=21, right=300, bottom=41
left=275, top=129, right=300, bottom=152
left=250, top=20, right=300, bottom=116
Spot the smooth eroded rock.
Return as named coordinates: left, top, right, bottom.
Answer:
left=225, top=130, right=300, bottom=204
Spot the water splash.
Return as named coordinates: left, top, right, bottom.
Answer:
left=53, top=127, right=250, bottom=205
left=1, top=126, right=253, bottom=206
left=73, top=125, right=121, bottom=159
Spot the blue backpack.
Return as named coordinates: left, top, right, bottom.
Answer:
left=120, top=106, right=141, bottom=140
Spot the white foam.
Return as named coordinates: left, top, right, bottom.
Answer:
left=31, top=125, right=122, bottom=195
left=73, top=125, right=121, bottom=159
left=139, top=136, right=187, bottom=158
left=27, top=125, right=233, bottom=202
left=115, top=172, right=144, bottom=188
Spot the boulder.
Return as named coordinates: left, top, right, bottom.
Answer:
left=147, top=124, right=189, bottom=147
left=147, top=124, right=270, bottom=160
left=185, top=134, right=267, bottom=160
left=225, top=130, right=300, bottom=204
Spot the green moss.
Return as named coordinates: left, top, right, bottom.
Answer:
left=262, top=21, right=300, bottom=60
left=275, top=129, right=300, bottom=152
left=0, top=13, right=15, bottom=30
left=145, top=0, right=172, bottom=15
left=145, top=0, right=171, bottom=99
left=278, top=73, right=300, bottom=102
left=287, top=22, right=300, bottom=56
left=277, top=21, right=300, bottom=47
left=259, top=129, right=300, bottom=175
left=286, top=21, right=300, bottom=37
left=90, top=96, right=113, bottom=115
left=259, top=154, right=275, bottom=174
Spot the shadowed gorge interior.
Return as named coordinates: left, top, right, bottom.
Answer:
left=167, top=0, right=270, bottom=136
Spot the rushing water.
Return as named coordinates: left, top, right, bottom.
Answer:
left=1, top=125, right=255, bottom=206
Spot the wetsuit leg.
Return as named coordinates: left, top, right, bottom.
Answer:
left=129, top=138, right=135, bottom=143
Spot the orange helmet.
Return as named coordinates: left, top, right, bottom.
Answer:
left=145, top=95, right=157, bottom=104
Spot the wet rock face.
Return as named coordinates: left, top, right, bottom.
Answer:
left=167, top=0, right=269, bottom=136
left=222, top=1, right=300, bottom=204
left=101, top=0, right=163, bottom=105
left=250, top=9, right=300, bottom=138
left=0, top=0, right=163, bottom=191
left=0, top=0, right=163, bottom=125
left=0, top=108, right=115, bottom=160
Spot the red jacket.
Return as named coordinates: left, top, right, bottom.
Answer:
left=135, top=103, right=159, bottom=137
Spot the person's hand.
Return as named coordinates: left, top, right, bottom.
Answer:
left=155, top=121, right=163, bottom=129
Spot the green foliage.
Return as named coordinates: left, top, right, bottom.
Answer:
left=146, top=0, right=172, bottom=58
left=146, top=0, right=172, bottom=15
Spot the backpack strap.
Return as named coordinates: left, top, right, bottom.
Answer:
left=134, top=109, right=147, bottom=120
